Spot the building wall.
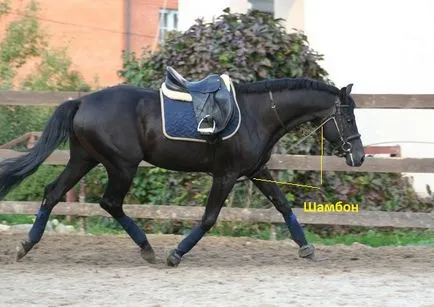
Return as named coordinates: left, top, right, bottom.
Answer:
left=129, top=0, right=178, bottom=54
left=303, top=0, right=434, bottom=195
left=0, top=0, right=124, bottom=86
left=179, top=0, right=304, bottom=32
left=0, top=0, right=178, bottom=87
left=281, top=0, right=304, bottom=32
left=178, top=0, right=248, bottom=31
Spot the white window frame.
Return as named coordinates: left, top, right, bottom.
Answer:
left=248, top=0, right=274, bottom=13
left=159, top=9, right=178, bottom=43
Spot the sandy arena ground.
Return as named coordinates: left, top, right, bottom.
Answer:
left=0, top=233, right=433, bottom=307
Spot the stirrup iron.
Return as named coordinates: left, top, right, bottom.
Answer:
left=197, top=115, right=216, bottom=135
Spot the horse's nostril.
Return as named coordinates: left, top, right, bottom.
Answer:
left=360, top=155, right=365, bottom=163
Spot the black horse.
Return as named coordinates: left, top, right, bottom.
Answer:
left=0, top=76, right=365, bottom=266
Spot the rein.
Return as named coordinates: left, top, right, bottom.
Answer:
left=268, top=91, right=361, bottom=154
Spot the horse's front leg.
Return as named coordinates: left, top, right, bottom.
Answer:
left=167, top=174, right=237, bottom=266
left=250, top=167, right=315, bottom=259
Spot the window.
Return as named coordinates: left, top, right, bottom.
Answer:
left=248, top=0, right=274, bottom=13
left=159, top=9, right=178, bottom=43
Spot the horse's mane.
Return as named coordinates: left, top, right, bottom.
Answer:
left=235, top=77, right=340, bottom=96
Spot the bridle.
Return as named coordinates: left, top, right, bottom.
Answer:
left=268, top=91, right=361, bottom=156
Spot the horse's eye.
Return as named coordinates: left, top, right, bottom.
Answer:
left=347, top=118, right=353, bottom=124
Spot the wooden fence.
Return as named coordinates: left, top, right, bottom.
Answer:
left=0, top=201, right=433, bottom=228
left=0, top=91, right=433, bottom=229
left=1, top=91, right=434, bottom=108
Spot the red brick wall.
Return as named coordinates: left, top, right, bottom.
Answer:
left=0, top=0, right=178, bottom=88
left=129, top=0, right=178, bottom=54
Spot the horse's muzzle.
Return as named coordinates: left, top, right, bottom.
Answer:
left=345, top=150, right=365, bottom=167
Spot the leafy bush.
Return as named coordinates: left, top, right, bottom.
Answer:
left=4, top=165, right=63, bottom=201
left=21, top=48, right=90, bottom=91
left=119, top=8, right=327, bottom=89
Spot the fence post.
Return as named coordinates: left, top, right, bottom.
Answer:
left=65, top=189, right=77, bottom=223
left=244, top=181, right=253, bottom=208
left=26, top=134, right=37, bottom=149
left=270, top=143, right=281, bottom=179
left=78, top=178, right=87, bottom=234
left=269, top=142, right=282, bottom=241
left=227, top=189, right=235, bottom=207
left=270, top=224, right=277, bottom=241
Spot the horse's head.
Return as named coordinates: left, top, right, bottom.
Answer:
left=322, top=84, right=365, bottom=167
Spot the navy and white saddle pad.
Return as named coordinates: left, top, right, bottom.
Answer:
left=160, top=74, right=241, bottom=142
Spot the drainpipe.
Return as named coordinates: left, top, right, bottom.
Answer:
left=124, top=0, right=131, bottom=52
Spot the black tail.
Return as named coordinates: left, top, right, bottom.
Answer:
left=0, top=99, right=81, bottom=200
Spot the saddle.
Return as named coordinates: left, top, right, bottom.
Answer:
left=163, top=66, right=235, bottom=136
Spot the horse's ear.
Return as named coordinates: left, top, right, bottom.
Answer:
left=340, top=84, right=353, bottom=96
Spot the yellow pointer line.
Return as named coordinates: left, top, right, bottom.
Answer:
left=320, top=126, right=324, bottom=185
left=252, top=178, right=320, bottom=190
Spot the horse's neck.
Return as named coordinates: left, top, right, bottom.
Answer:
left=261, top=89, right=337, bottom=150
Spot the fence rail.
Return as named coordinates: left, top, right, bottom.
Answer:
left=1, top=91, right=434, bottom=108
left=1, top=149, right=434, bottom=173
left=0, top=201, right=433, bottom=228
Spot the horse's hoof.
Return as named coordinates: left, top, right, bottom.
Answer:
left=140, top=245, right=157, bottom=264
left=167, top=249, right=182, bottom=267
left=16, top=240, right=32, bottom=262
left=299, top=244, right=315, bottom=259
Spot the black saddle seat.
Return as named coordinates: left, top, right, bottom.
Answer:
left=165, top=66, right=221, bottom=93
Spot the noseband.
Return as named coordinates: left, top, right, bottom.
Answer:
left=269, top=91, right=361, bottom=154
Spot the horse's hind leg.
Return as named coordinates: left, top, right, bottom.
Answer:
left=99, top=163, right=156, bottom=264
left=16, top=138, right=98, bottom=261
